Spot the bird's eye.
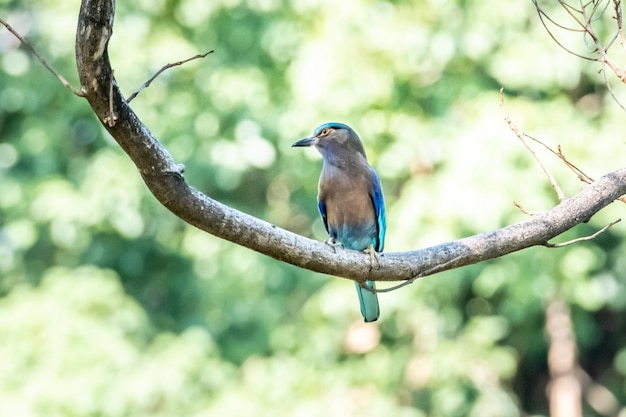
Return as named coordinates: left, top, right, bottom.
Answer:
left=319, top=128, right=330, bottom=137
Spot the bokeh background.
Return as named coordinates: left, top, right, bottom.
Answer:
left=1, top=0, right=626, bottom=415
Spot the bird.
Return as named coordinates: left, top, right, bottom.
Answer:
left=292, top=122, right=386, bottom=322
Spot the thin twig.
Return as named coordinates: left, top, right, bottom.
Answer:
left=532, top=0, right=600, bottom=61
left=600, top=47, right=626, bottom=82
left=372, top=256, right=462, bottom=293
left=126, top=51, right=214, bottom=103
left=588, top=1, right=626, bottom=82
left=0, top=17, right=85, bottom=97
left=556, top=144, right=594, bottom=183
left=500, top=89, right=567, bottom=201
left=522, top=133, right=592, bottom=183
left=533, top=0, right=624, bottom=68
left=600, top=64, right=626, bottom=109
left=524, top=134, right=626, bottom=204
left=544, top=218, right=621, bottom=247
left=501, top=88, right=626, bottom=205
left=533, top=0, right=626, bottom=88
left=615, top=0, right=626, bottom=53
left=544, top=0, right=586, bottom=32
left=514, top=201, right=546, bottom=216
left=373, top=279, right=416, bottom=293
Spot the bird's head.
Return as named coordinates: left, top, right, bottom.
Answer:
left=291, top=122, right=367, bottom=161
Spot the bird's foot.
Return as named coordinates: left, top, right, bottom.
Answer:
left=364, top=244, right=381, bottom=272
left=325, top=237, right=343, bottom=253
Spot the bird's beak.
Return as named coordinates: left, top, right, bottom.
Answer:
left=291, top=137, right=316, bottom=147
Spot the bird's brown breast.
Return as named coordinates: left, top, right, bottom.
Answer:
left=318, top=169, right=374, bottom=228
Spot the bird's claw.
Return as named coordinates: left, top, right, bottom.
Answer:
left=325, top=237, right=343, bottom=253
left=364, top=244, right=381, bottom=272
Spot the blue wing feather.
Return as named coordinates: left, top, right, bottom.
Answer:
left=317, top=198, right=329, bottom=234
left=369, top=168, right=386, bottom=252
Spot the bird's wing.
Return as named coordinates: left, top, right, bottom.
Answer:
left=317, top=198, right=330, bottom=234
left=369, top=168, right=386, bottom=252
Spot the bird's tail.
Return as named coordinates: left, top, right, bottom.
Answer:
left=354, top=281, right=380, bottom=322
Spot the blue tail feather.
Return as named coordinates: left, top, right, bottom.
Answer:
left=354, top=280, right=380, bottom=322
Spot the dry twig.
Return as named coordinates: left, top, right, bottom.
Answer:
left=0, top=17, right=85, bottom=97
left=501, top=89, right=626, bottom=205
left=500, top=89, right=567, bottom=201
left=372, top=256, right=462, bottom=293
left=532, top=0, right=626, bottom=85
left=513, top=201, right=546, bottom=216
left=126, top=51, right=214, bottom=103
left=0, top=16, right=213, bottom=105
left=501, top=90, right=623, bottom=247
left=523, top=134, right=626, bottom=204
left=544, top=218, right=621, bottom=247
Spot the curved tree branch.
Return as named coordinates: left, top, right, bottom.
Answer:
left=75, top=0, right=626, bottom=284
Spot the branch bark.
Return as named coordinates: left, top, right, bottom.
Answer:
left=75, top=0, right=626, bottom=284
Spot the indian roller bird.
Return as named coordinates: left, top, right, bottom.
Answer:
left=292, top=122, right=386, bottom=322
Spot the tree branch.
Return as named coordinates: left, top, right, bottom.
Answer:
left=75, top=0, right=626, bottom=284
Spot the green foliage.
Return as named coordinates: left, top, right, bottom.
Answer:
left=2, top=0, right=626, bottom=415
